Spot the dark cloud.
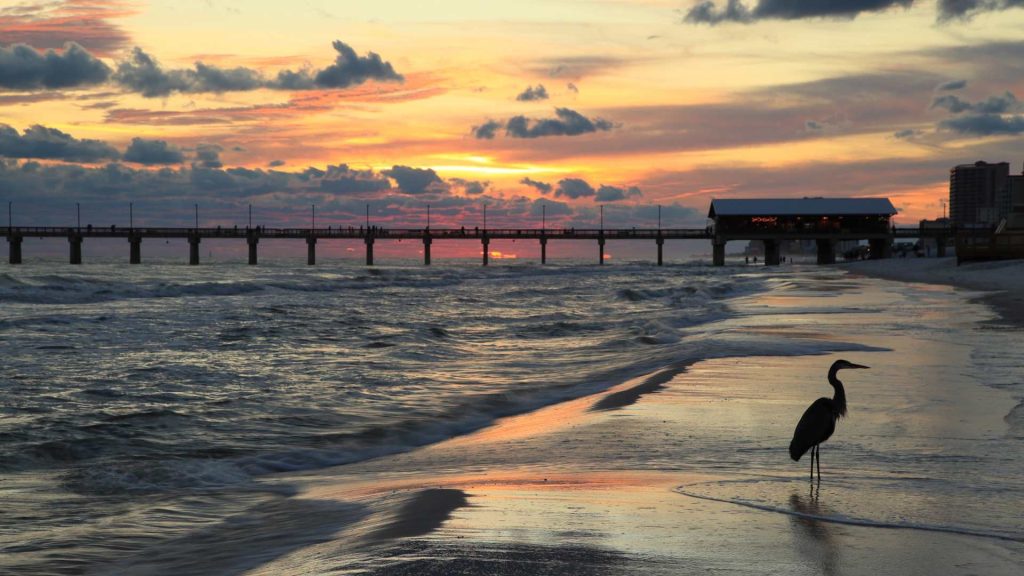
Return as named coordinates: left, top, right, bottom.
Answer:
left=268, top=159, right=286, bottom=167
left=516, top=84, right=549, bottom=101
left=384, top=165, right=445, bottom=194
left=0, top=123, right=119, bottom=162
left=111, top=40, right=402, bottom=97
left=193, top=144, right=223, bottom=169
left=449, top=178, right=488, bottom=195
left=930, top=94, right=972, bottom=113
left=805, top=120, right=824, bottom=131
left=931, top=91, right=1021, bottom=114
left=318, top=164, right=390, bottom=194
left=123, top=138, right=184, bottom=164
left=472, top=120, right=502, bottom=140
left=0, top=42, right=111, bottom=90
left=504, top=108, right=614, bottom=139
left=594, top=185, right=642, bottom=202
left=304, top=40, right=404, bottom=89
left=112, top=47, right=263, bottom=97
left=939, top=114, right=1024, bottom=135
left=567, top=82, right=579, bottom=94
left=554, top=178, right=596, bottom=199
left=529, top=198, right=572, bottom=217
left=937, top=0, right=1024, bottom=21
left=937, top=79, right=967, bottom=91
left=520, top=177, right=553, bottom=194
left=683, top=0, right=913, bottom=24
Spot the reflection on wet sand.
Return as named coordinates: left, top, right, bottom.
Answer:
left=790, top=487, right=839, bottom=576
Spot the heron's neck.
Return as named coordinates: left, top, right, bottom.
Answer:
left=828, top=367, right=848, bottom=417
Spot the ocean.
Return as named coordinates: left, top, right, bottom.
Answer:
left=1, top=259, right=1021, bottom=574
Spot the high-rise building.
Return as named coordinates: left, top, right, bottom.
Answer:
left=949, top=161, right=1010, bottom=227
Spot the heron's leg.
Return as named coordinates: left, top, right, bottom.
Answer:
left=809, top=446, right=815, bottom=481
left=816, top=446, right=822, bottom=483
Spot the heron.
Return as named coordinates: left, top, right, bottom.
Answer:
left=789, top=359, right=869, bottom=481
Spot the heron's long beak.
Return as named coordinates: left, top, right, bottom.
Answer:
left=848, top=363, right=870, bottom=369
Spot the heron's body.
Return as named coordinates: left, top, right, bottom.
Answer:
left=789, top=359, right=866, bottom=481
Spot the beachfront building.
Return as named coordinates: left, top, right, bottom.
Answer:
left=708, top=197, right=897, bottom=265
left=949, top=161, right=1010, bottom=228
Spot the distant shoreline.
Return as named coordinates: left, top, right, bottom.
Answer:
left=840, top=257, right=1024, bottom=327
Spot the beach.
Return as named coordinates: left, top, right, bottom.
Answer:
left=3, top=260, right=1023, bottom=575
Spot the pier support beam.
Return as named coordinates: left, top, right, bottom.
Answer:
left=306, top=236, right=316, bottom=266
left=188, top=234, right=201, bottom=265
left=247, top=235, right=259, bottom=265
left=482, top=237, right=490, bottom=266
left=764, top=239, right=781, bottom=266
left=712, top=241, right=725, bottom=266
left=129, top=234, right=141, bottom=264
left=7, top=234, right=23, bottom=265
left=365, top=236, right=374, bottom=266
left=598, top=235, right=605, bottom=265
left=815, top=239, right=836, bottom=265
left=656, top=236, right=664, bottom=266
left=540, top=236, right=547, bottom=264
left=869, top=238, right=892, bottom=260
left=423, top=235, right=432, bottom=266
left=69, top=233, right=83, bottom=265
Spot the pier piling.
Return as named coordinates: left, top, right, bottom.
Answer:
left=764, top=240, right=781, bottom=266
left=365, top=236, right=374, bottom=266
left=423, top=234, right=432, bottom=266
left=598, top=235, right=605, bottom=265
left=7, top=234, right=23, bottom=264
left=188, top=234, right=201, bottom=265
left=656, top=236, right=664, bottom=266
left=713, top=241, right=725, bottom=266
left=68, top=233, right=83, bottom=265
left=129, top=234, right=141, bottom=264
left=482, top=236, right=489, bottom=266
left=815, top=239, right=836, bottom=265
left=306, top=236, right=316, bottom=265
left=247, top=234, right=259, bottom=265
left=540, top=236, right=547, bottom=264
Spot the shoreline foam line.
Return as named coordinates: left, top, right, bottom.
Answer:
left=673, top=486, right=1024, bottom=544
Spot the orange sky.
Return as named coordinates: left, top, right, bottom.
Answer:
left=3, top=0, right=1024, bottom=231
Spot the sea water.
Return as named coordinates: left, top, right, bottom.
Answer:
left=0, top=260, right=1021, bottom=574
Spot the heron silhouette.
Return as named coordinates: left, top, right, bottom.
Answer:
left=789, top=359, right=869, bottom=481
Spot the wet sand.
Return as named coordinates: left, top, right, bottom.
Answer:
left=92, top=266, right=1019, bottom=573
left=220, top=267, right=1024, bottom=576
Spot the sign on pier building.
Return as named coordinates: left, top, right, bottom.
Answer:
left=707, top=197, right=897, bottom=265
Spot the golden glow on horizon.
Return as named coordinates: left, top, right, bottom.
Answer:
left=3, top=0, right=1020, bottom=226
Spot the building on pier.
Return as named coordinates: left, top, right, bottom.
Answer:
left=708, top=197, right=898, bottom=265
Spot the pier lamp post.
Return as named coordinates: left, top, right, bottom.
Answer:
left=542, top=203, right=546, bottom=232
left=76, top=202, right=81, bottom=230
left=658, top=204, right=661, bottom=231
left=483, top=203, right=487, bottom=231
left=365, top=203, right=370, bottom=229
left=194, top=204, right=199, bottom=230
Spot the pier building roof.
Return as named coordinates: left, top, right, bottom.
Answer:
left=708, top=198, right=897, bottom=218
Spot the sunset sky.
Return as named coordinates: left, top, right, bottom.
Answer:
left=4, top=0, right=1024, bottom=236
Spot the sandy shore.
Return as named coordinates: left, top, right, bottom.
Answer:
left=841, top=257, right=1024, bottom=325
left=206, top=266, right=1023, bottom=576
left=91, top=264, right=1023, bottom=575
